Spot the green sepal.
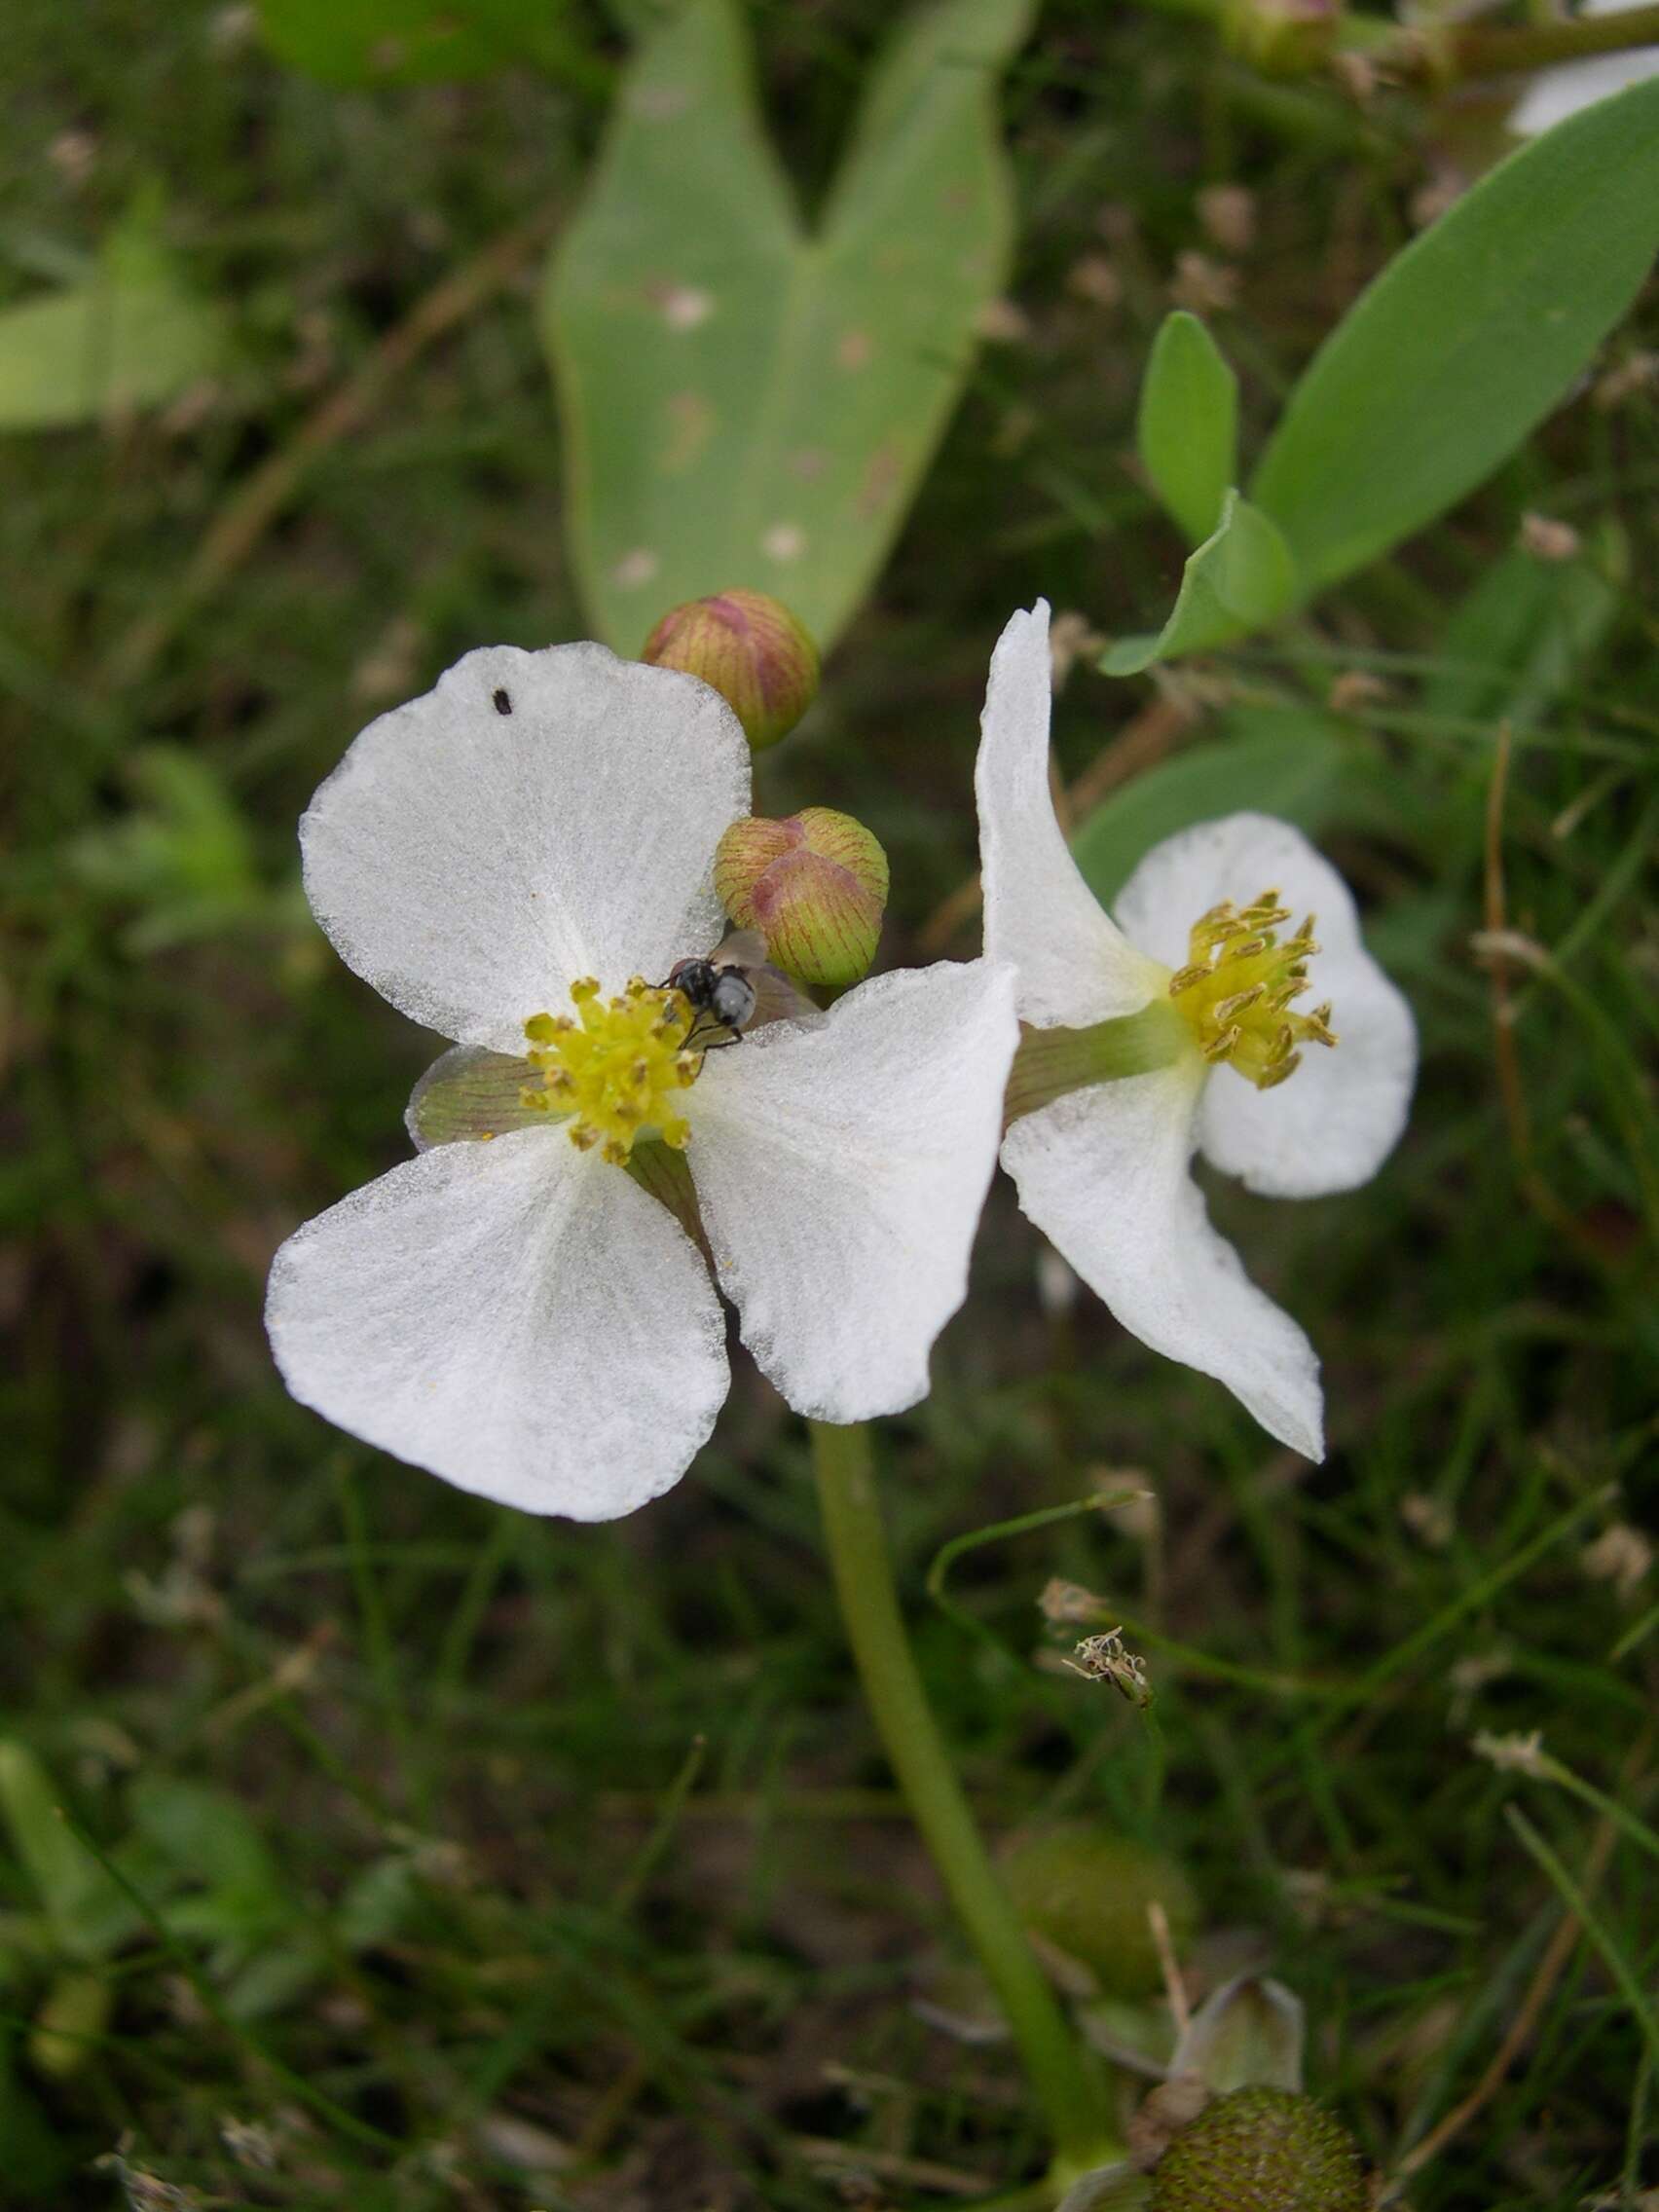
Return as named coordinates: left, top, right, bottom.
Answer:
left=405, top=1046, right=547, bottom=1151
left=1005, top=1004, right=1190, bottom=1127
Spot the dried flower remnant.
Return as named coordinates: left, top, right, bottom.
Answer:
left=1472, top=1728, right=1552, bottom=1779
left=977, top=603, right=1416, bottom=1457
left=1065, top=1627, right=1153, bottom=1706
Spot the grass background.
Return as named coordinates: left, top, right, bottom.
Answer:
left=3, top=1, right=1656, bottom=2205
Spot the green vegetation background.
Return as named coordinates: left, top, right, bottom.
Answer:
left=2, top=2, right=1655, bottom=2206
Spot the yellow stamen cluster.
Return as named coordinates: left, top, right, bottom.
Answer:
left=522, top=977, right=701, bottom=1164
left=1168, top=888, right=1337, bottom=1091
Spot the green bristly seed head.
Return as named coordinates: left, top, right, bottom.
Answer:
left=1150, top=2087, right=1368, bottom=2212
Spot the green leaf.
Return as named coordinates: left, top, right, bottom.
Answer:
left=1137, top=310, right=1237, bottom=545
left=1099, top=491, right=1296, bottom=677
left=1250, top=77, right=1659, bottom=596
left=0, top=1745, right=138, bottom=1962
left=544, top=0, right=1033, bottom=652
left=1070, top=710, right=1353, bottom=905
left=256, top=0, right=600, bottom=85
left=1424, top=536, right=1622, bottom=730
left=0, top=226, right=223, bottom=433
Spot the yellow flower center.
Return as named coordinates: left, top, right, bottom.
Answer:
left=521, top=977, right=701, bottom=1164
left=1167, top=888, right=1337, bottom=1091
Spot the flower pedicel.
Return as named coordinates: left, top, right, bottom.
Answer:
left=977, top=601, right=1417, bottom=1458
left=267, top=642, right=1017, bottom=1518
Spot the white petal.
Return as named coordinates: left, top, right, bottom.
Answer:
left=977, top=604, right=1166, bottom=1026
left=683, top=960, right=1019, bottom=1421
left=266, top=1128, right=729, bottom=1519
left=1510, top=0, right=1659, bottom=135
left=301, top=644, right=752, bottom=1052
left=1002, top=1063, right=1325, bottom=1458
left=1115, top=812, right=1416, bottom=1198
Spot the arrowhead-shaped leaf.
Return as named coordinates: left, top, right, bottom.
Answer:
left=544, top=0, right=1033, bottom=652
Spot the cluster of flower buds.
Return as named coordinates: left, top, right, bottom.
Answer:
left=645, top=589, right=889, bottom=991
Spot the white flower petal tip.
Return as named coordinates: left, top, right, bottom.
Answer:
left=1509, top=0, right=1659, bottom=135
left=977, top=603, right=1168, bottom=1028
left=266, top=1128, right=729, bottom=1520
left=1116, top=812, right=1417, bottom=1198
left=685, top=959, right=1020, bottom=1423
left=300, top=642, right=753, bottom=1054
left=1002, top=1067, right=1326, bottom=1461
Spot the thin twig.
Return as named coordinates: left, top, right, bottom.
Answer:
left=1478, top=721, right=1599, bottom=1258
left=1385, top=1730, right=1650, bottom=2194
left=102, top=202, right=562, bottom=690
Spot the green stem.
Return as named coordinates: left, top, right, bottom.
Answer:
left=809, top=1419, right=1112, bottom=2176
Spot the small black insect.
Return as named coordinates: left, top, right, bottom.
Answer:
left=661, top=929, right=823, bottom=1051
left=492, top=687, right=513, bottom=716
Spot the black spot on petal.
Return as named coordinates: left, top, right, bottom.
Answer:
left=493, top=687, right=513, bottom=716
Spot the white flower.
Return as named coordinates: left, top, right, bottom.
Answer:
left=267, top=642, right=1017, bottom=1519
left=1508, top=0, right=1659, bottom=136
left=976, top=604, right=1416, bottom=1459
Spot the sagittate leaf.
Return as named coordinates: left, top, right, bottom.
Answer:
left=1137, top=310, right=1237, bottom=545
left=256, top=0, right=600, bottom=86
left=1099, top=490, right=1296, bottom=677
left=544, top=0, right=1033, bottom=653
left=0, top=231, right=223, bottom=433
left=1250, top=76, right=1659, bottom=596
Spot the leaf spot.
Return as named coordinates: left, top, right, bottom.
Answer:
left=760, top=523, right=805, bottom=563
left=612, top=548, right=660, bottom=589
left=835, top=329, right=873, bottom=372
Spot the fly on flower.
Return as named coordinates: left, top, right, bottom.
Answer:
left=662, top=926, right=825, bottom=1051
left=976, top=602, right=1417, bottom=1460
left=267, top=641, right=1018, bottom=1520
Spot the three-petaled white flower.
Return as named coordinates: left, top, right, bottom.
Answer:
left=977, top=603, right=1417, bottom=1459
left=268, top=643, right=1017, bottom=1519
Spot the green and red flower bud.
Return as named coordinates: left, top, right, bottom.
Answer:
left=715, top=806, right=888, bottom=990
left=642, top=588, right=819, bottom=751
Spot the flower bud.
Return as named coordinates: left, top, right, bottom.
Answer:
left=642, top=589, right=819, bottom=751
left=1000, top=1825, right=1198, bottom=2001
left=1149, top=2087, right=1368, bottom=2212
left=715, top=806, right=888, bottom=990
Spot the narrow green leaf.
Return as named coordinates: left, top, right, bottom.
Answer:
left=1137, top=310, right=1237, bottom=545
left=544, top=0, right=1033, bottom=652
left=1251, top=78, right=1659, bottom=595
left=0, top=225, right=223, bottom=433
left=0, top=1745, right=138, bottom=1962
left=1424, top=537, right=1622, bottom=728
left=1070, top=711, right=1352, bottom=905
left=256, top=0, right=601, bottom=85
left=1099, top=490, right=1296, bottom=677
